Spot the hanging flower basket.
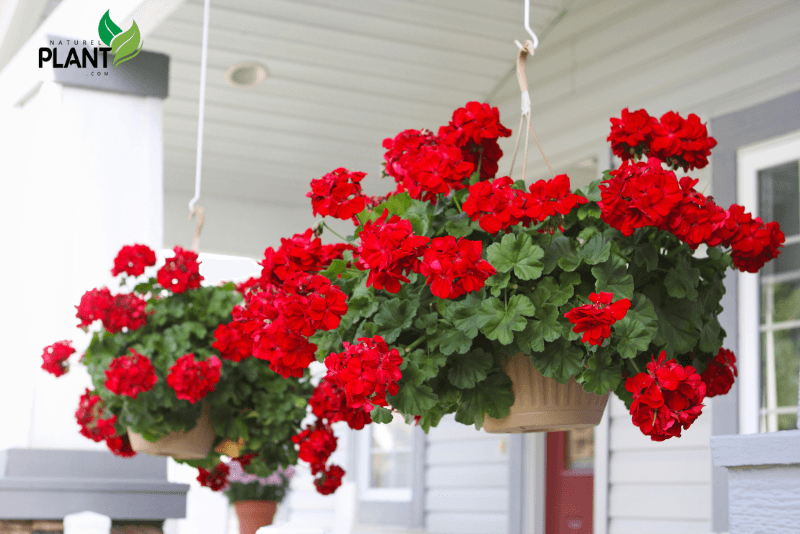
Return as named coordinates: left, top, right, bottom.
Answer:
left=483, top=353, right=608, bottom=433
left=127, top=402, right=215, bottom=459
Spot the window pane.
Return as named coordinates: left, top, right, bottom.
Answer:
left=759, top=160, right=799, bottom=237
left=763, top=279, right=800, bottom=323
left=566, top=427, right=594, bottom=470
left=372, top=452, right=393, bottom=487
left=369, top=412, right=414, bottom=489
left=762, top=242, right=800, bottom=276
left=760, top=328, right=800, bottom=432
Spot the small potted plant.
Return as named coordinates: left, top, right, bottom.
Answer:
left=220, top=457, right=294, bottom=534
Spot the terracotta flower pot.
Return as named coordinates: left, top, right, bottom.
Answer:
left=483, top=353, right=609, bottom=433
left=127, top=402, right=215, bottom=459
left=235, top=500, right=278, bottom=534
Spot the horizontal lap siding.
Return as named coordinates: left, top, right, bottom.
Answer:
left=425, top=415, right=510, bottom=534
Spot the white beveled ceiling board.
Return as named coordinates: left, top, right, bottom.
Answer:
left=152, top=0, right=571, bottom=255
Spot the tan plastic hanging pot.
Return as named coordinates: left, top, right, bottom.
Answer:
left=483, top=353, right=609, bottom=433
left=127, top=402, right=215, bottom=459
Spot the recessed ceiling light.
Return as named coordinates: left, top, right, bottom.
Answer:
left=224, top=62, right=268, bottom=88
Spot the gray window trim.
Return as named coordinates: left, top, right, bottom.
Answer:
left=709, top=88, right=800, bottom=534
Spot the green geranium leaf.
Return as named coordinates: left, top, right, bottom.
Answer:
left=577, top=202, right=602, bottom=220
left=529, top=339, right=584, bottom=383
left=413, top=312, right=439, bottom=335
left=592, top=254, right=634, bottom=300
left=444, top=212, right=475, bottom=239
left=486, top=232, right=544, bottom=281
left=406, top=350, right=448, bottom=383
left=648, top=291, right=701, bottom=357
left=612, top=315, right=652, bottom=359
left=485, top=270, right=511, bottom=297
left=430, top=328, right=473, bottom=355
left=633, top=242, right=659, bottom=272
left=577, top=351, right=621, bottom=395
left=370, top=406, right=394, bottom=424
left=447, top=348, right=493, bottom=389
left=380, top=192, right=412, bottom=216
left=404, top=200, right=432, bottom=236
left=476, top=295, right=536, bottom=345
left=374, top=299, right=416, bottom=343
left=518, top=302, right=561, bottom=353
left=388, top=380, right=438, bottom=416
left=699, top=317, right=722, bottom=354
left=321, top=259, right=348, bottom=279
left=550, top=236, right=582, bottom=272
left=577, top=179, right=602, bottom=203
left=348, top=278, right=380, bottom=320
left=664, top=257, right=700, bottom=301
left=447, top=292, right=484, bottom=338
left=580, top=233, right=611, bottom=265
left=454, top=371, right=515, bottom=429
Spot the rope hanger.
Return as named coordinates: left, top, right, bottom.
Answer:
left=188, top=0, right=211, bottom=251
left=508, top=0, right=555, bottom=183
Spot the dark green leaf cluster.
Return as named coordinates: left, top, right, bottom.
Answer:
left=224, top=473, right=291, bottom=504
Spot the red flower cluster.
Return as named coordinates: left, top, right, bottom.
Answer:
left=418, top=236, right=497, bottom=299
left=104, top=349, right=158, bottom=399
left=293, top=420, right=338, bottom=473
left=111, top=244, right=157, bottom=277
left=308, top=168, right=367, bottom=224
left=76, top=288, right=148, bottom=333
left=600, top=158, right=683, bottom=237
left=41, top=340, right=75, bottom=377
left=700, top=347, right=737, bottom=398
left=310, top=379, right=373, bottom=430
left=106, top=433, right=136, bottom=457
left=383, top=129, right=438, bottom=197
left=75, top=388, right=117, bottom=442
left=292, top=419, right=346, bottom=495
left=197, top=462, right=230, bottom=492
left=608, top=108, right=717, bottom=171
left=463, top=174, right=587, bottom=235
left=157, top=246, right=204, bottom=293
left=564, top=292, right=631, bottom=346
left=166, top=353, right=222, bottom=403
left=600, top=158, right=785, bottom=271
left=439, top=101, right=512, bottom=180
left=462, top=176, right=528, bottom=234
left=248, top=273, right=348, bottom=378
left=625, top=352, right=706, bottom=441
left=356, top=210, right=430, bottom=293
left=211, top=321, right=252, bottom=362
left=315, top=465, right=345, bottom=495
left=324, top=336, right=403, bottom=412
left=259, top=229, right=354, bottom=286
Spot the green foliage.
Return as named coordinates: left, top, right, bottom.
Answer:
left=224, top=472, right=291, bottom=504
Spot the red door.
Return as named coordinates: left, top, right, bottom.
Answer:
left=545, top=429, right=594, bottom=533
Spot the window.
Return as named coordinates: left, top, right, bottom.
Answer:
left=359, top=411, right=414, bottom=501
left=737, top=131, right=800, bottom=434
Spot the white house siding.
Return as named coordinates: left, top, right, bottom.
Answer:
left=483, top=0, right=800, bottom=531
left=425, top=416, right=510, bottom=534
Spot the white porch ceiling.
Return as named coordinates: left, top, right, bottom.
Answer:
left=146, top=0, right=570, bottom=211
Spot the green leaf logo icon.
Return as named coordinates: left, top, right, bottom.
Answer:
left=97, top=10, right=143, bottom=69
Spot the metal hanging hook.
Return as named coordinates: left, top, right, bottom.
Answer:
left=516, top=0, right=539, bottom=50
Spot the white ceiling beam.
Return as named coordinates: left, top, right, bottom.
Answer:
left=0, top=0, right=49, bottom=72
left=0, top=0, right=185, bottom=108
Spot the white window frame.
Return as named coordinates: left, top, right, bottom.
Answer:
left=358, top=416, right=413, bottom=502
left=736, top=130, right=800, bottom=435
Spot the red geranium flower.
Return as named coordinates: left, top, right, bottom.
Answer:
left=104, top=293, right=149, bottom=334
left=608, top=108, right=657, bottom=161
left=315, top=464, right=345, bottom=495
left=111, top=244, right=157, bottom=277
left=105, top=433, right=136, bottom=457
left=41, top=340, right=76, bottom=377
left=259, top=229, right=353, bottom=285
left=197, top=462, right=230, bottom=492
left=324, top=336, right=403, bottom=412
left=462, top=176, right=528, bottom=234
left=104, top=348, right=158, bottom=399
left=701, top=348, right=737, bottom=398
left=307, top=168, right=367, bottom=224
left=625, top=352, right=706, bottom=441
left=439, top=102, right=512, bottom=181
left=75, top=287, right=114, bottom=329
left=292, top=421, right=338, bottom=474
left=356, top=210, right=430, bottom=294
left=212, top=322, right=253, bottom=362
left=310, top=379, right=373, bottom=430
left=166, top=353, right=222, bottom=404
left=599, top=158, right=683, bottom=236
left=525, top=174, right=588, bottom=223
left=564, top=292, right=631, bottom=346
left=157, top=246, right=204, bottom=293
left=418, top=236, right=497, bottom=299
left=75, top=388, right=118, bottom=442
left=649, top=111, right=717, bottom=171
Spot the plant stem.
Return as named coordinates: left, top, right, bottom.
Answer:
left=405, top=336, right=427, bottom=353
left=452, top=192, right=462, bottom=213
left=322, top=221, right=348, bottom=242
left=630, top=359, right=643, bottom=374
